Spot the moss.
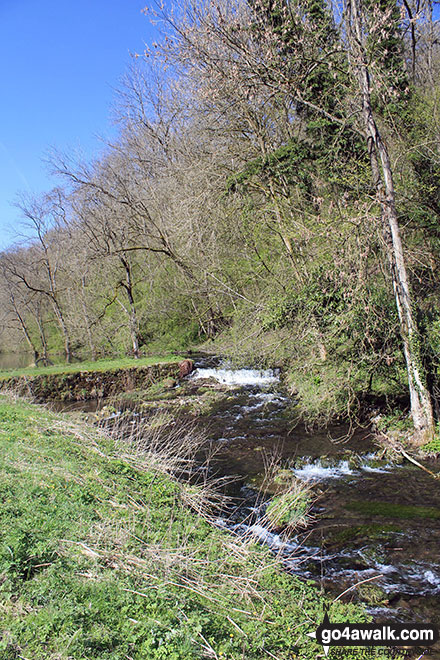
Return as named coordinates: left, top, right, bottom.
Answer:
left=324, top=523, right=401, bottom=549
left=346, top=500, right=440, bottom=519
left=357, top=584, right=389, bottom=606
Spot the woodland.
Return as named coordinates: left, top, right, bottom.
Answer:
left=1, top=0, right=440, bottom=440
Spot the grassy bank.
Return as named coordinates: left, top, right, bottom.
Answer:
left=0, top=355, right=185, bottom=381
left=0, top=395, right=393, bottom=659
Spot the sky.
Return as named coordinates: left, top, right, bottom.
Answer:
left=0, top=0, right=159, bottom=251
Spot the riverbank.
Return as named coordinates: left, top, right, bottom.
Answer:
left=0, top=355, right=184, bottom=402
left=0, top=393, right=392, bottom=660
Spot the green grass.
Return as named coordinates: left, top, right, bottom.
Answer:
left=265, top=485, right=311, bottom=528
left=422, top=427, right=440, bottom=455
left=0, top=395, right=394, bottom=659
left=0, top=355, right=184, bottom=381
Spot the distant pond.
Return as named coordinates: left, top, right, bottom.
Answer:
left=0, top=352, right=80, bottom=372
left=0, top=352, right=34, bottom=371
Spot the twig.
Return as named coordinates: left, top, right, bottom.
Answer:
left=226, top=615, right=247, bottom=636
left=264, top=649, right=282, bottom=660
left=399, top=449, right=439, bottom=479
left=122, top=587, right=153, bottom=598
left=333, top=574, right=381, bottom=602
left=61, top=539, right=101, bottom=558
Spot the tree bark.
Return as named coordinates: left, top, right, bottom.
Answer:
left=35, top=309, right=49, bottom=362
left=50, top=298, right=72, bottom=363
left=80, top=275, right=97, bottom=361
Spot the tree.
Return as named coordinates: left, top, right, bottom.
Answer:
left=0, top=257, right=41, bottom=362
left=345, top=0, right=435, bottom=439
left=5, top=192, right=74, bottom=362
left=150, top=0, right=435, bottom=439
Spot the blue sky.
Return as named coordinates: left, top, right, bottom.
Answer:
left=0, top=0, right=158, bottom=250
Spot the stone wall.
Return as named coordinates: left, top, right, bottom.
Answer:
left=0, top=362, right=181, bottom=402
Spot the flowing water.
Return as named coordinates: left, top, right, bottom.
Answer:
left=54, top=355, right=440, bottom=657
left=188, top=358, right=440, bottom=657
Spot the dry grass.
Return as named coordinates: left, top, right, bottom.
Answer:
left=68, top=410, right=313, bottom=621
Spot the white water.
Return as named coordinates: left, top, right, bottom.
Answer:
left=327, top=560, right=440, bottom=596
left=240, top=392, right=287, bottom=414
left=194, top=361, right=440, bottom=608
left=292, top=459, right=355, bottom=481
left=236, top=522, right=300, bottom=554
left=191, top=367, right=279, bottom=386
left=361, top=464, right=390, bottom=474
left=406, top=565, right=440, bottom=593
left=292, top=455, right=395, bottom=482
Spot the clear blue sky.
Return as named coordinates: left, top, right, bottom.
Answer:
left=0, top=0, right=158, bottom=251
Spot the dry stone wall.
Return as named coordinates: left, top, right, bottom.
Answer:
left=0, top=362, right=181, bottom=402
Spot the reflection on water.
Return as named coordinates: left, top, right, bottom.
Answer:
left=0, top=352, right=84, bottom=374
left=0, top=352, right=34, bottom=371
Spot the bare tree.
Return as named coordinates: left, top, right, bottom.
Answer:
left=7, top=192, right=73, bottom=362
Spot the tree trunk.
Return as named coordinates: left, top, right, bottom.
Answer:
left=120, top=257, right=140, bottom=359
left=10, top=294, right=40, bottom=363
left=426, top=0, right=434, bottom=87
left=35, top=312, right=49, bottom=361
left=348, top=0, right=435, bottom=441
left=80, top=276, right=97, bottom=361
left=51, top=298, right=72, bottom=363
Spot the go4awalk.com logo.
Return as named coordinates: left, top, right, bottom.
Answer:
left=308, top=613, right=439, bottom=656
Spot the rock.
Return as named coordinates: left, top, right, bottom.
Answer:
left=162, top=377, right=177, bottom=389
left=179, top=359, right=194, bottom=378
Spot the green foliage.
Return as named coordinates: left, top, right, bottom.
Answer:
left=422, top=427, right=440, bottom=455
left=375, top=409, right=414, bottom=434
left=257, top=269, right=405, bottom=423
left=226, top=139, right=314, bottom=193
left=144, top=315, right=202, bottom=353
left=261, top=269, right=348, bottom=332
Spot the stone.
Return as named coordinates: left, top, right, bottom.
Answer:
left=179, top=359, right=194, bottom=378
left=162, top=377, right=177, bottom=389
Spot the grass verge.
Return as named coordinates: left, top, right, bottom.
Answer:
left=0, top=395, right=393, bottom=659
left=0, top=355, right=184, bottom=381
